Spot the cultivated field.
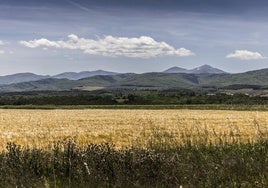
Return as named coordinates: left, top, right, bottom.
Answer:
left=0, top=109, right=267, bottom=150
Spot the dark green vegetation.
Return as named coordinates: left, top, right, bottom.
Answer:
left=1, top=140, right=267, bottom=187
left=4, top=104, right=268, bottom=111
left=1, top=90, right=268, bottom=107
left=1, top=67, right=268, bottom=93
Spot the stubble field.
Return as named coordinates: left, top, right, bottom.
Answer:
left=0, top=109, right=267, bottom=150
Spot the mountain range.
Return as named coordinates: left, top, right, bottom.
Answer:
left=0, top=73, right=50, bottom=85
left=0, top=65, right=267, bottom=93
left=0, top=65, right=224, bottom=85
left=0, top=70, right=119, bottom=85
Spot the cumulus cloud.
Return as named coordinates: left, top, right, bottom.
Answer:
left=0, top=41, right=5, bottom=45
left=226, top=50, right=265, bottom=60
left=20, top=34, right=195, bottom=58
left=0, top=50, right=4, bottom=54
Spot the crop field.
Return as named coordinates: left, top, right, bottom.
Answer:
left=0, top=109, right=267, bottom=150
left=0, top=108, right=267, bottom=187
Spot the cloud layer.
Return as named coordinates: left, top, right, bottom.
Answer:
left=0, top=41, right=6, bottom=55
left=226, top=50, right=265, bottom=60
left=20, top=34, right=195, bottom=58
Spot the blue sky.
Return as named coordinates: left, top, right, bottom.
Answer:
left=1, top=0, right=268, bottom=75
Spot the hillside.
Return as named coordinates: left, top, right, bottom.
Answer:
left=117, top=73, right=199, bottom=89
left=208, top=68, right=268, bottom=86
left=0, top=74, right=133, bottom=92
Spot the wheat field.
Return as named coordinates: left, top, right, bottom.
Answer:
left=0, top=109, right=267, bottom=150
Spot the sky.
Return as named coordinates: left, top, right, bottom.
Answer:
left=1, top=0, right=268, bottom=75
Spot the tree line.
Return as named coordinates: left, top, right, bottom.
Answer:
left=0, top=91, right=268, bottom=105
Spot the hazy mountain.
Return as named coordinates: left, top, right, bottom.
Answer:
left=163, top=67, right=189, bottom=73
left=53, top=70, right=119, bottom=80
left=0, top=73, right=50, bottom=85
left=189, top=64, right=226, bottom=74
left=163, top=65, right=226, bottom=74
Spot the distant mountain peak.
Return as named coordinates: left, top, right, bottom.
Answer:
left=163, top=65, right=227, bottom=74
left=190, top=65, right=226, bottom=74
left=198, top=64, right=213, bottom=69
left=163, top=66, right=188, bottom=73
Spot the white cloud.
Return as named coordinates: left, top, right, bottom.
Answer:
left=20, top=38, right=60, bottom=48
left=0, top=41, right=5, bottom=45
left=226, top=50, right=265, bottom=60
left=0, top=50, right=5, bottom=54
left=20, top=34, right=195, bottom=58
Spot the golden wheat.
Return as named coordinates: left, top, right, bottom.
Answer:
left=0, top=109, right=267, bottom=150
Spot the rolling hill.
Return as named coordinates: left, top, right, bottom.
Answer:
left=207, top=68, right=268, bottom=86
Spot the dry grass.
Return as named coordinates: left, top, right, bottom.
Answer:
left=0, top=109, right=267, bottom=150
